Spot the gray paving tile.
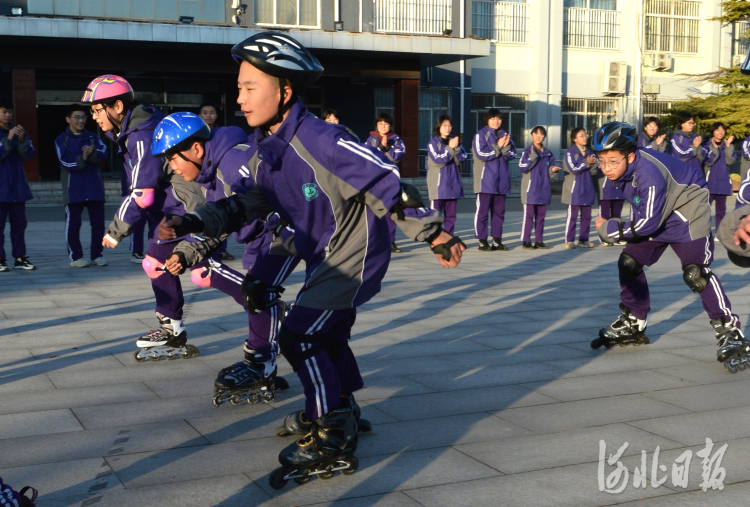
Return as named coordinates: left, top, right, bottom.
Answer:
left=544, top=350, right=707, bottom=378
left=406, top=362, right=570, bottom=391
left=305, top=492, right=423, bottom=507
left=47, top=360, right=217, bottom=389
left=614, top=483, right=750, bottom=507
left=497, top=394, right=690, bottom=433
left=0, top=409, right=83, bottom=439
left=640, top=379, right=750, bottom=412
left=628, top=406, right=750, bottom=447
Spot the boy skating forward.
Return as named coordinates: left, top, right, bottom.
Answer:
left=159, top=31, right=465, bottom=487
left=591, top=122, right=747, bottom=373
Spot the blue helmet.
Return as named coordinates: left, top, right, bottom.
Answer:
left=592, top=122, right=637, bottom=152
left=151, top=112, right=210, bottom=157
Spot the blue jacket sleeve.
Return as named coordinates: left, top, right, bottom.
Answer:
left=603, top=178, right=665, bottom=241
left=671, top=134, right=697, bottom=161
left=55, top=135, right=84, bottom=172
left=427, top=138, right=452, bottom=167
left=518, top=147, right=539, bottom=173
left=387, top=135, right=405, bottom=164
left=473, top=131, right=500, bottom=162
left=565, top=150, right=590, bottom=175
left=16, top=135, right=34, bottom=161
left=743, top=136, right=750, bottom=161
left=503, top=140, right=517, bottom=161
left=90, top=134, right=108, bottom=167
left=455, top=145, right=468, bottom=163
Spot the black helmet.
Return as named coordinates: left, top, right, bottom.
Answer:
left=231, top=32, right=323, bottom=95
left=592, top=122, right=638, bottom=152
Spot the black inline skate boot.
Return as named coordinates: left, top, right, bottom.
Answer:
left=274, top=393, right=372, bottom=437
left=134, top=313, right=199, bottom=362
left=591, top=303, right=649, bottom=349
left=212, top=348, right=290, bottom=407
left=713, top=318, right=750, bottom=373
left=269, top=397, right=359, bottom=489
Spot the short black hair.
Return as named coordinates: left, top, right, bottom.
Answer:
left=531, top=125, right=547, bottom=137
left=198, top=102, right=218, bottom=113
left=644, top=116, right=661, bottom=128
left=709, top=122, right=727, bottom=137
left=485, top=108, right=501, bottom=123
left=677, top=112, right=695, bottom=127
left=433, top=114, right=453, bottom=136
left=376, top=112, right=393, bottom=126
left=66, top=103, right=87, bottom=118
left=0, top=96, right=12, bottom=111
left=323, top=108, right=339, bottom=120
left=570, top=127, right=586, bottom=143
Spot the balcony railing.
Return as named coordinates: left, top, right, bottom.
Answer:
left=644, top=0, right=701, bottom=54
left=373, top=0, right=451, bottom=36
left=472, top=1, right=529, bottom=45
left=563, top=7, right=620, bottom=50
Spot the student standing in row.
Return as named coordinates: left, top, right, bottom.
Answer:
left=519, top=125, right=560, bottom=250
left=427, top=115, right=466, bottom=235
left=701, top=122, right=735, bottom=233
left=366, top=113, right=405, bottom=252
left=472, top=108, right=516, bottom=251
left=562, top=128, right=597, bottom=249
left=670, top=112, right=703, bottom=171
left=639, top=117, right=667, bottom=152
left=55, top=104, right=108, bottom=267
left=0, top=95, right=35, bottom=272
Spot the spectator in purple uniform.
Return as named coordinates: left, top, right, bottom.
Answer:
left=427, top=115, right=467, bottom=235
left=365, top=113, right=405, bottom=252
left=700, top=122, right=735, bottom=232
left=0, top=95, right=35, bottom=272
left=740, top=134, right=750, bottom=183
left=55, top=104, right=108, bottom=267
left=638, top=117, right=667, bottom=152
left=518, top=125, right=561, bottom=249
left=670, top=112, right=704, bottom=172
left=562, top=128, right=597, bottom=249
left=472, top=108, right=516, bottom=251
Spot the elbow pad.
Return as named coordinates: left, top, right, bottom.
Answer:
left=133, top=188, right=155, bottom=209
left=390, top=183, right=425, bottom=220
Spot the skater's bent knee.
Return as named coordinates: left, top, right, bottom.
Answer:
left=683, top=264, right=712, bottom=293
left=142, top=255, right=164, bottom=279
left=190, top=267, right=211, bottom=287
left=618, top=253, right=643, bottom=282
left=278, top=325, right=317, bottom=372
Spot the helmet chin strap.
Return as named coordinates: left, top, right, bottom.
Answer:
left=176, top=151, right=203, bottom=172
left=106, top=109, right=123, bottom=136
left=261, top=77, right=295, bottom=133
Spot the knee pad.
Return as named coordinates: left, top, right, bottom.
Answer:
left=133, top=188, right=155, bottom=209
left=321, top=339, right=347, bottom=362
left=190, top=267, right=212, bottom=287
left=278, top=325, right=318, bottom=372
left=617, top=253, right=643, bottom=282
left=142, top=255, right=164, bottom=279
left=683, top=264, right=712, bottom=293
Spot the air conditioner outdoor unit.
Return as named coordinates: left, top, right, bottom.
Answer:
left=602, top=61, right=627, bottom=95
left=651, top=53, right=672, bottom=71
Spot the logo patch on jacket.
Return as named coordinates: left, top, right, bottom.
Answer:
left=633, top=196, right=641, bottom=205
left=302, top=183, right=319, bottom=201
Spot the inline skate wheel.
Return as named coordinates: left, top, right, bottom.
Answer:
left=274, top=426, right=291, bottom=437
left=261, top=390, right=275, bottom=403
left=590, top=338, right=604, bottom=350
left=269, top=467, right=289, bottom=489
left=133, top=351, right=145, bottom=362
left=342, top=456, right=359, bottom=475
left=319, top=464, right=336, bottom=480
left=294, top=471, right=311, bottom=484
left=275, top=376, right=290, bottom=390
left=211, top=393, right=224, bottom=408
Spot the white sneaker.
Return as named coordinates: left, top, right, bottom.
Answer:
left=92, top=256, right=108, bottom=266
left=70, top=258, right=90, bottom=268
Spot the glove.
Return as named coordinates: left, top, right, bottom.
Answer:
left=240, top=274, right=285, bottom=315
left=168, top=213, right=205, bottom=237
left=430, top=236, right=466, bottom=262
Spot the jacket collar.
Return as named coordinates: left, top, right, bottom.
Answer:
left=254, top=99, right=307, bottom=171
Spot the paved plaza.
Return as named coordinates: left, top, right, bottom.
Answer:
left=3, top=208, right=750, bottom=506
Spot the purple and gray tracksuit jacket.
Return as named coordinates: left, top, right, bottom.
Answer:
left=472, top=127, right=516, bottom=195
left=638, top=133, right=667, bottom=153
left=670, top=130, right=704, bottom=173
left=0, top=124, right=34, bottom=203
left=105, top=105, right=168, bottom=244
left=365, top=131, right=405, bottom=165
left=701, top=140, right=735, bottom=197
left=598, top=148, right=711, bottom=245
left=561, top=146, right=596, bottom=206
left=54, top=129, right=107, bottom=204
left=427, top=135, right=466, bottom=201
left=519, top=145, right=556, bottom=205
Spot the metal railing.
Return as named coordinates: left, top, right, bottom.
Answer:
left=734, top=20, right=750, bottom=65
left=472, top=1, right=529, bottom=44
left=563, top=7, right=620, bottom=50
left=373, top=0, right=451, bottom=35
left=644, top=0, right=700, bottom=54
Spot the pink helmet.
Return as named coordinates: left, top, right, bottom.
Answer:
left=81, top=75, right=134, bottom=104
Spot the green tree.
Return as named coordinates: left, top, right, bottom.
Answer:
left=661, top=0, right=750, bottom=138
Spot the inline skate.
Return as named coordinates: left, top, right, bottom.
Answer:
left=212, top=348, right=290, bottom=407
left=134, top=313, right=199, bottom=361
left=591, top=303, right=649, bottom=349
left=714, top=317, right=750, bottom=373
left=274, top=393, right=372, bottom=436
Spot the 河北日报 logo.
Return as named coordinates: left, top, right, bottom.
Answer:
left=303, top=183, right=319, bottom=201
left=633, top=196, right=641, bottom=205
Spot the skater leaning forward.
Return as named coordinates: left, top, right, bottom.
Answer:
left=591, top=122, right=748, bottom=373
left=159, top=31, right=466, bottom=487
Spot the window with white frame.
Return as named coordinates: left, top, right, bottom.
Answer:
left=469, top=94, right=527, bottom=149
left=563, top=0, right=619, bottom=50
left=733, top=20, right=750, bottom=66
left=643, top=100, right=681, bottom=134
left=472, top=0, right=529, bottom=45
left=254, top=0, right=319, bottom=28
left=373, top=0, right=452, bottom=36
left=561, top=98, right=617, bottom=149
left=644, top=0, right=700, bottom=54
